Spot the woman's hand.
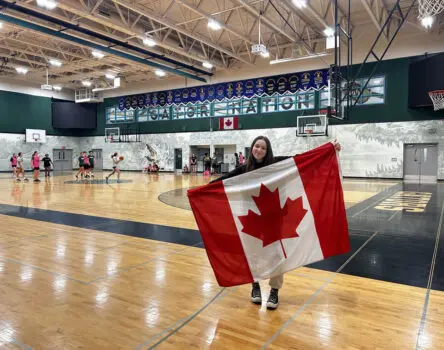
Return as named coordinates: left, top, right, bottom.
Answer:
left=331, top=139, right=341, bottom=152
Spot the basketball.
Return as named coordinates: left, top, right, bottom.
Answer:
left=119, top=156, right=124, bottom=160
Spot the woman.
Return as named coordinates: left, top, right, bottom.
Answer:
left=10, top=153, right=17, bottom=179
left=31, top=151, right=41, bottom=183
left=211, top=136, right=341, bottom=309
left=106, top=152, right=122, bottom=183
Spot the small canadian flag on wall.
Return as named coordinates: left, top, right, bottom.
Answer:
left=219, top=117, right=239, bottom=130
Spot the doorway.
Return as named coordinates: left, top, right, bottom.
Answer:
left=174, top=148, right=183, bottom=170
left=404, top=143, right=438, bottom=183
left=53, top=149, right=73, bottom=172
left=91, top=149, right=103, bottom=170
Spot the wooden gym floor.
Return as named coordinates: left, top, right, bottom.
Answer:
left=0, top=171, right=443, bottom=349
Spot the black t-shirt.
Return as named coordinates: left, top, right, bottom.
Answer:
left=210, top=156, right=291, bottom=183
left=88, top=155, right=95, bottom=166
left=42, top=156, right=52, bottom=168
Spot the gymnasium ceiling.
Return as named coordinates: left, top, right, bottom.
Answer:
left=0, top=0, right=442, bottom=91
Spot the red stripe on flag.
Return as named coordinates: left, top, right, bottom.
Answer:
left=219, top=118, right=224, bottom=130
left=233, top=116, right=238, bottom=129
left=294, top=143, right=350, bottom=258
left=187, top=181, right=254, bottom=286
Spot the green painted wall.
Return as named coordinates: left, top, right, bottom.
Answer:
left=0, top=91, right=96, bottom=136
left=0, top=56, right=441, bottom=137
left=97, top=56, right=441, bottom=136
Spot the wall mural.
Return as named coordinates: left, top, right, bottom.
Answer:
left=0, top=120, right=442, bottom=179
left=0, top=134, right=80, bottom=171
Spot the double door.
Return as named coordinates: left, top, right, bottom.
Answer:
left=404, top=144, right=438, bottom=183
left=53, top=149, right=73, bottom=172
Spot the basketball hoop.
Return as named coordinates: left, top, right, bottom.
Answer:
left=418, top=0, right=444, bottom=18
left=429, top=90, right=444, bottom=111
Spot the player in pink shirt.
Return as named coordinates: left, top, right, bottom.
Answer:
left=31, top=151, right=41, bottom=182
left=82, top=151, right=91, bottom=178
left=10, top=153, right=17, bottom=179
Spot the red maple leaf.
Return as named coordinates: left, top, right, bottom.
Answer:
left=225, top=119, right=232, bottom=127
left=238, top=184, right=308, bottom=258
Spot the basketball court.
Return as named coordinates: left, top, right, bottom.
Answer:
left=0, top=0, right=443, bottom=349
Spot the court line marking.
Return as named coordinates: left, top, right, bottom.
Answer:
left=2, top=234, right=49, bottom=248
left=0, top=235, right=203, bottom=286
left=95, top=242, right=130, bottom=251
left=261, top=231, right=379, bottom=349
left=351, top=187, right=401, bottom=218
left=415, top=199, right=444, bottom=349
left=135, top=287, right=236, bottom=350
left=0, top=256, right=90, bottom=285
left=12, top=338, right=33, bottom=350
left=388, top=210, right=400, bottom=222
left=86, top=241, right=204, bottom=284
left=142, top=287, right=238, bottom=349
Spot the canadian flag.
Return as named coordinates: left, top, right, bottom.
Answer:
left=187, top=142, right=350, bottom=287
left=219, top=117, right=238, bottom=130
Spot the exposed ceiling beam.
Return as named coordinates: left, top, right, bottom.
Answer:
left=1, top=0, right=214, bottom=75
left=112, top=0, right=254, bottom=66
left=361, top=0, right=389, bottom=38
left=175, top=0, right=254, bottom=45
left=0, top=10, right=208, bottom=82
left=231, top=0, right=296, bottom=43
left=55, top=0, right=225, bottom=68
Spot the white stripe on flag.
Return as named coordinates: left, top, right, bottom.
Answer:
left=223, top=157, right=324, bottom=281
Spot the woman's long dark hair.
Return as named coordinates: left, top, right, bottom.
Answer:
left=245, top=135, right=274, bottom=172
left=111, top=152, right=117, bottom=158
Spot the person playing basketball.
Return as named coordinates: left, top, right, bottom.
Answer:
left=106, top=152, right=123, bottom=183
left=31, top=151, right=40, bottom=183
left=88, top=151, right=95, bottom=178
left=16, top=152, right=27, bottom=182
left=10, top=153, right=17, bottom=179
left=75, top=152, right=85, bottom=180
left=41, top=153, right=53, bottom=178
left=82, top=151, right=91, bottom=178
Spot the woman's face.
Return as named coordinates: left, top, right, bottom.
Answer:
left=252, top=139, right=267, bottom=162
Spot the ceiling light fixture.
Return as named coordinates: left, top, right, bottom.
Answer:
left=154, top=69, right=166, bottom=77
left=53, top=86, right=62, bottom=91
left=91, top=50, right=105, bottom=59
left=15, top=67, right=28, bottom=74
left=323, top=27, right=335, bottom=37
left=421, top=16, right=434, bottom=28
left=36, top=0, right=57, bottom=10
left=49, top=59, right=62, bottom=67
left=142, top=36, right=156, bottom=47
left=208, top=18, right=222, bottom=31
left=292, top=0, right=307, bottom=9
left=82, top=80, right=92, bottom=87
left=202, top=61, right=213, bottom=69
left=105, top=73, right=116, bottom=79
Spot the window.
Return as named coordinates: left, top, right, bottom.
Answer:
left=213, top=98, right=258, bottom=117
left=172, top=103, right=210, bottom=119
left=261, top=91, right=315, bottom=113
left=107, top=108, right=136, bottom=124
left=320, top=76, right=386, bottom=108
left=350, top=76, right=385, bottom=105
left=137, top=108, right=149, bottom=122
left=105, top=106, right=116, bottom=124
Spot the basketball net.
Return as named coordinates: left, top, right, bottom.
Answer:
left=418, top=0, right=444, bottom=18
left=429, top=90, right=444, bottom=111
